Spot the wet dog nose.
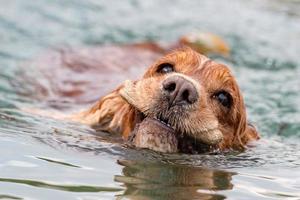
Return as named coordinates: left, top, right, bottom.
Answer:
left=162, top=75, right=198, bottom=106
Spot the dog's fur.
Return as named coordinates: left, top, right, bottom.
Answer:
left=70, top=47, right=259, bottom=151
left=22, top=35, right=259, bottom=152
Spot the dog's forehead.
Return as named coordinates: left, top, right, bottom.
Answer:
left=147, top=48, right=236, bottom=88
left=200, top=63, right=235, bottom=86
left=164, top=48, right=204, bottom=70
left=169, top=49, right=234, bottom=83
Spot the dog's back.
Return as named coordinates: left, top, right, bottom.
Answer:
left=18, top=45, right=162, bottom=108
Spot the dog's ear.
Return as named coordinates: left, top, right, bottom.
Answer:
left=232, top=109, right=259, bottom=150
left=244, top=123, right=260, bottom=142
left=72, top=85, right=136, bottom=139
left=229, top=88, right=259, bottom=150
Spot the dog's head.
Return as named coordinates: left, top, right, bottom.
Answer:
left=118, top=47, right=258, bottom=153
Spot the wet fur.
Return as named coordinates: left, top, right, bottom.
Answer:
left=72, top=47, right=259, bottom=151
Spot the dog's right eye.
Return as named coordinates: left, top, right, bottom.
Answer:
left=213, top=90, right=233, bottom=108
left=156, top=63, right=174, bottom=74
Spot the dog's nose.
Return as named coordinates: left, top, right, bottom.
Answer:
left=162, top=75, right=198, bottom=106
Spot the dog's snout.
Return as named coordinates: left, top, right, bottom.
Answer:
left=162, top=75, right=198, bottom=106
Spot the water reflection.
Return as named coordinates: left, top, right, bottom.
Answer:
left=115, top=160, right=235, bottom=200
left=0, top=177, right=122, bottom=193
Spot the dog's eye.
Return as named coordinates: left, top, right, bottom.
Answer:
left=156, top=63, right=174, bottom=74
left=213, top=91, right=232, bottom=108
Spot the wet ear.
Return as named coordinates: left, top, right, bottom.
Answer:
left=245, top=123, right=260, bottom=141
left=232, top=121, right=259, bottom=150
left=71, top=85, right=136, bottom=139
left=231, top=89, right=259, bottom=149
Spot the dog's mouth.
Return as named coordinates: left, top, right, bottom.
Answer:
left=120, top=79, right=223, bottom=154
left=128, top=112, right=220, bottom=154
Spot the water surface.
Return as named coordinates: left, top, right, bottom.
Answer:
left=0, top=0, right=300, bottom=199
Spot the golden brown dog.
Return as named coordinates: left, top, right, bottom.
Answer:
left=24, top=33, right=259, bottom=153
left=69, top=47, right=259, bottom=153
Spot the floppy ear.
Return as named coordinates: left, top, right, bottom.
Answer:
left=233, top=120, right=259, bottom=149
left=244, top=123, right=260, bottom=142
left=71, top=85, right=137, bottom=139
left=231, top=92, right=259, bottom=149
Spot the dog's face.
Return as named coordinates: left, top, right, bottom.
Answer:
left=119, top=48, right=258, bottom=153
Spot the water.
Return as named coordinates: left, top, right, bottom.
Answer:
left=0, top=0, right=300, bottom=199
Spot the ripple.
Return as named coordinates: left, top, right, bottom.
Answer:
left=0, top=0, right=300, bottom=199
left=35, top=157, right=81, bottom=168
left=0, top=194, right=22, bottom=200
left=0, top=178, right=123, bottom=193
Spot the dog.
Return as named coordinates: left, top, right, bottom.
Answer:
left=23, top=33, right=259, bottom=153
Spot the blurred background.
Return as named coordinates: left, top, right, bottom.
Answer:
left=0, top=0, right=300, bottom=199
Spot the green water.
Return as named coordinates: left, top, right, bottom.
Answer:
left=0, top=0, right=300, bottom=199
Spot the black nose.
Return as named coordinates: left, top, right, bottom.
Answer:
left=162, top=75, right=198, bottom=106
